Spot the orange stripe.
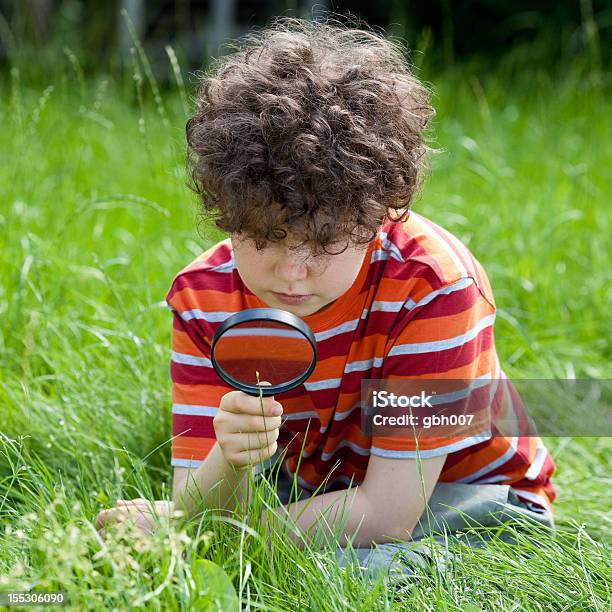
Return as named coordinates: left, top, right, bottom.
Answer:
left=441, top=437, right=512, bottom=480
left=172, top=328, right=208, bottom=355
left=394, top=297, right=493, bottom=342
left=437, top=225, right=478, bottom=281
left=172, top=383, right=227, bottom=405
left=309, top=354, right=349, bottom=381
left=374, top=276, right=436, bottom=302
left=172, top=287, right=244, bottom=312
left=407, top=217, right=466, bottom=284
left=346, top=332, right=387, bottom=362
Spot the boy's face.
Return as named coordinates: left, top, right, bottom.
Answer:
left=232, top=234, right=369, bottom=317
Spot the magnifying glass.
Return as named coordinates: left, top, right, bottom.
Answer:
left=210, top=308, right=317, bottom=396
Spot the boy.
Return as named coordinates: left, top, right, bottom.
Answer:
left=96, top=17, right=555, bottom=576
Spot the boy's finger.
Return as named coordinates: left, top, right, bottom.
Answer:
left=235, top=440, right=278, bottom=465
left=95, top=507, right=119, bottom=530
left=230, top=415, right=282, bottom=434
left=232, top=426, right=279, bottom=448
left=223, top=391, right=282, bottom=417
left=116, top=498, right=148, bottom=507
left=95, top=506, right=142, bottom=530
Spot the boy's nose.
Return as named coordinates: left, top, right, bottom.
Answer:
left=274, top=252, right=309, bottom=283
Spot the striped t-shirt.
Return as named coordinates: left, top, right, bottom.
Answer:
left=167, top=211, right=556, bottom=512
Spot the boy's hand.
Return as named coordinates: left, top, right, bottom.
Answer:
left=95, top=499, right=173, bottom=539
left=214, top=384, right=283, bottom=468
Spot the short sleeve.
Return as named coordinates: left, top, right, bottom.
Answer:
left=166, top=283, right=233, bottom=469
left=370, top=276, right=497, bottom=459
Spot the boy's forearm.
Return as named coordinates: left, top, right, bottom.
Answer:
left=172, top=442, right=254, bottom=519
left=263, top=486, right=412, bottom=550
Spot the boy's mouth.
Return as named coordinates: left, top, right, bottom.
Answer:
left=271, top=291, right=314, bottom=305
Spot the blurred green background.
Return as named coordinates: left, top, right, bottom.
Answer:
left=1, top=0, right=610, bottom=81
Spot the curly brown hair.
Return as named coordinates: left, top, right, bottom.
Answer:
left=186, top=16, right=436, bottom=254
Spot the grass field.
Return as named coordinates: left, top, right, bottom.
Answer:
left=0, top=41, right=610, bottom=610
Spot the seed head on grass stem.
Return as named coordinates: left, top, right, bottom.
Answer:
left=255, top=370, right=270, bottom=473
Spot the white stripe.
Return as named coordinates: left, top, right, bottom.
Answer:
left=321, top=439, right=370, bottom=461
left=344, top=357, right=384, bottom=373
left=304, top=378, right=342, bottom=391
left=411, top=212, right=468, bottom=277
left=316, top=400, right=367, bottom=429
left=524, top=444, right=548, bottom=481
left=223, top=327, right=305, bottom=339
left=282, top=410, right=319, bottom=421
left=473, top=474, right=511, bottom=484
left=172, top=404, right=217, bottom=417
left=361, top=308, right=369, bottom=319
left=388, top=313, right=496, bottom=356
left=179, top=309, right=234, bottom=322
left=379, top=231, right=405, bottom=263
left=370, top=431, right=491, bottom=458
left=511, top=489, right=550, bottom=511
left=332, top=402, right=362, bottom=421
left=370, top=300, right=405, bottom=313
left=405, top=277, right=474, bottom=311
left=296, top=474, right=315, bottom=490
left=427, top=374, right=491, bottom=406
left=458, top=435, right=518, bottom=484
left=210, top=253, right=235, bottom=273
left=171, top=351, right=213, bottom=368
left=172, top=458, right=203, bottom=468
left=370, top=249, right=393, bottom=263
left=314, top=319, right=359, bottom=342
left=439, top=225, right=479, bottom=280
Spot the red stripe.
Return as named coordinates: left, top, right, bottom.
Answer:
left=383, top=329, right=494, bottom=377
left=407, top=282, right=482, bottom=319
left=172, top=413, right=216, bottom=438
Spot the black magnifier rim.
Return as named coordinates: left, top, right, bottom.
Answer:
left=211, top=308, right=317, bottom=396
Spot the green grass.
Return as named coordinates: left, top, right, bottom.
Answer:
left=0, top=40, right=610, bottom=610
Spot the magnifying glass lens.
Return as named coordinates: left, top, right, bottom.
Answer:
left=213, top=319, right=315, bottom=387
